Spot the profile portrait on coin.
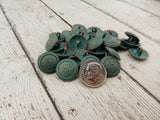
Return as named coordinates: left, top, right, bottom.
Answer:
left=84, top=62, right=105, bottom=84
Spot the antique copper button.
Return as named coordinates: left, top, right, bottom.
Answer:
left=81, top=55, right=99, bottom=65
left=38, top=52, right=60, bottom=73
left=69, top=35, right=87, bottom=51
left=129, top=47, right=148, bottom=60
left=101, top=56, right=120, bottom=77
left=56, top=59, right=79, bottom=81
left=105, top=47, right=120, bottom=60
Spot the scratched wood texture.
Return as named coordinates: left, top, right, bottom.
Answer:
left=0, top=8, right=60, bottom=120
left=0, top=0, right=160, bottom=120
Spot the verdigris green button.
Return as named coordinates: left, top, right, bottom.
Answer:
left=69, top=35, right=87, bottom=51
left=87, top=26, right=102, bottom=34
left=124, top=31, right=140, bottom=47
left=129, top=47, right=148, bottom=60
left=51, top=42, right=66, bottom=53
left=66, top=32, right=77, bottom=44
left=84, top=32, right=96, bottom=41
left=87, top=36, right=103, bottom=50
left=106, top=30, right=118, bottom=37
left=38, top=52, right=60, bottom=73
left=56, top=32, right=65, bottom=42
left=81, top=55, right=99, bottom=65
left=56, top=48, right=75, bottom=58
left=105, top=47, right=120, bottom=60
left=76, top=49, right=86, bottom=60
left=62, top=30, right=70, bottom=39
left=72, top=29, right=85, bottom=36
left=124, top=39, right=140, bottom=47
left=72, top=24, right=86, bottom=32
left=104, top=33, right=121, bottom=48
left=45, top=33, right=58, bottom=51
left=125, top=31, right=139, bottom=43
left=120, top=39, right=129, bottom=50
left=90, top=46, right=107, bottom=55
left=101, top=56, right=120, bottom=77
left=56, top=59, right=79, bottom=81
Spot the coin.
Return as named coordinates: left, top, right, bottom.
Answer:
left=80, top=60, right=107, bottom=87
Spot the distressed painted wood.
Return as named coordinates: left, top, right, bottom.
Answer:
left=0, top=8, right=60, bottom=120
left=119, top=0, right=160, bottom=17
left=83, top=0, right=160, bottom=44
left=1, top=0, right=160, bottom=119
left=41, top=0, right=160, bottom=100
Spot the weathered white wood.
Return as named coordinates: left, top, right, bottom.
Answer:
left=83, top=0, right=160, bottom=43
left=119, top=0, right=160, bottom=17
left=41, top=0, right=160, bottom=100
left=1, top=0, right=160, bottom=120
left=0, top=8, right=60, bottom=120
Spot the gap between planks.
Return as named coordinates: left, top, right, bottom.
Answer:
left=80, top=0, right=160, bottom=45
left=39, top=0, right=160, bottom=104
left=0, top=5, right=64, bottom=120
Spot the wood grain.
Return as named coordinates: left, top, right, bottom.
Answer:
left=1, top=0, right=160, bottom=119
left=119, top=0, right=160, bottom=17
left=0, top=7, right=60, bottom=120
left=83, top=0, right=160, bottom=44
left=41, top=0, right=160, bottom=100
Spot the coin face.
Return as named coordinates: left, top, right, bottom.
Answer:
left=80, top=60, right=107, bottom=87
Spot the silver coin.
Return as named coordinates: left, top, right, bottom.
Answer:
left=80, top=60, right=107, bottom=87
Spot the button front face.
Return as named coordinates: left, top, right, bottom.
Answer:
left=80, top=60, right=107, bottom=88
left=51, top=42, right=66, bottom=53
left=104, top=34, right=121, bottom=48
left=87, top=36, right=103, bottom=50
left=105, top=47, right=120, bottom=60
left=45, top=33, right=58, bottom=51
left=56, top=59, right=78, bottom=81
left=69, top=35, right=87, bottom=51
left=72, top=24, right=86, bottom=32
left=76, top=49, right=86, bottom=60
left=81, top=55, right=99, bottom=65
left=38, top=52, right=60, bottom=73
left=129, top=47, right=148, bottom=60
left=101, top=56, right=120, bottom=77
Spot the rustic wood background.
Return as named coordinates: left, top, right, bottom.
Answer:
left=0, top=0, right=160, bottom=119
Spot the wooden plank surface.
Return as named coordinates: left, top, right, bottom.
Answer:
left=41, top=0, right=160, bottom=100
left=0, top=7, right=60, bottom=120
left=1, top=0, right=160, bottom=120
left=119, top=0, right=160, bottom=17
left=83, top=0, right=160, bottom=44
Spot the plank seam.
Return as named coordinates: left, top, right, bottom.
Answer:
left=117, top=0, right=160, bottom=18
left=40, top=0, right=72, bottom=27
left=121, top=68, right=160, bottom=104
left=80, top=0, right=160, bottom=45
left=0, top=5, right=64, bottom=120
left=39, top=0, right=160, bottom=103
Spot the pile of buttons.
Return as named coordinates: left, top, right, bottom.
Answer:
left=38, top=24, right=148, bottom=87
